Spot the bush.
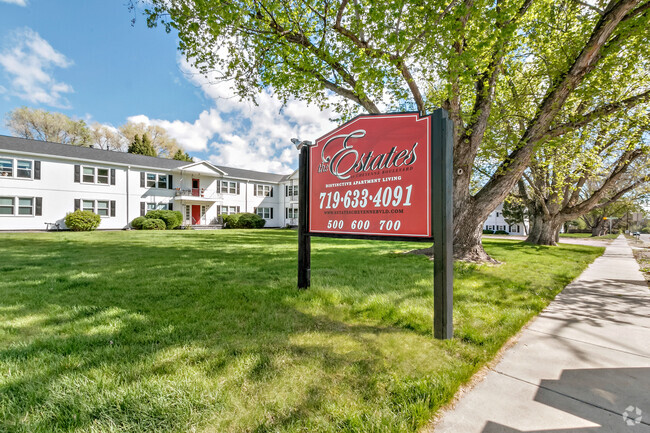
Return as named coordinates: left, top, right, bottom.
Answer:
left=222, top=213, right=266, bottom=229
left=141, top=218, right=166, bottom=230
left=145, top=210, right=183, bottom=230
left=482, top=229, right=495, bottom=234
left=495, top=230, right=509, bottom=235
left=130, top=216, right=147, bottom=230
left=64, top=210, right=101, bottom=231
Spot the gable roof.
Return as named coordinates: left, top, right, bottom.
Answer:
left=0, top=135, right=292, bottom=182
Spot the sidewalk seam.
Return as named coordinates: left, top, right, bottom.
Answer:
left=525, top=328, right=650, bottom=360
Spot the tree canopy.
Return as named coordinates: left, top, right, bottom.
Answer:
left=138, top=0, right=650, bottom=261
left=6, top=106, right=92, bottom=146
left=128, top=134, right=157, bottom=157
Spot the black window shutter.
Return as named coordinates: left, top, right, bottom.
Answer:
left=35, top=197, right=42, bottom=216
left=253, top=184, right=257, bottom=196
left=74, top=199, right=80, bottom=210
left=236, top=206, right=240, bottom=213
left=74, top=165, right=80, bottom=182
left=271, top=208, right=273, bottom=219
left=110, top=168, right=116, bottom=185
left=34, top=161, right=41, bottom=180
left=270, top=187, right=273, bottom=197
left=285, top=185, right=288, bottom=196
left=110, top=201, right=116, bottom=217
left=140, top=202, right=145, bottom=216
left=140, top=172, right=145, bottom=188
left=236, top=182, right=240, bottom=194
left=217, top=205, right=221, bottom=215
left=168, top=203, right=173, bottom=211
left=285, top=208, right=288, bottom=218
left=217, top=180, right=221, bottom=193
left=168, top=175, right=173, bottom=189
left=254, top=207, right=257, bottom=213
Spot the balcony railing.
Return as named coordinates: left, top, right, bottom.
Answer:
left=174, top=188, right=217, bottom=199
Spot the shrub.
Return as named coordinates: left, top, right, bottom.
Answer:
left=64, top=210, right=101, bottom=231
left=130, top=216, right=147, bottom=230
left=222, top=213, right=266, bottom=229
left=495, top=230, right=509, bottom=235
left=482, top=229, right=494, bottom=234
left=144, top=210, right=183, bottom=229
left=141, top=218, right=166, bottom=230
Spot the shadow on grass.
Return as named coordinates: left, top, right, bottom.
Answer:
left=0, top=231, right=603, bottom=432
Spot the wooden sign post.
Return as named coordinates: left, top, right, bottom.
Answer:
left=298, top=109, right=454, bottom=339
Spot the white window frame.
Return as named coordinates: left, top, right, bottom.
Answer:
left=256, top=207, right=272, bottom=219
left=0, top=196, right=15, bottom=215
left=146, top=173, right=157, bottom=188
left=286, top=207, right=298, bottom=219
left=157, top=174, right=167, bottom=189
left=286, top=185, right=298, bottom=197
left=255, top=184, right=272, bottom=197
left=0, top=158, right=13, bottom=177
left=96, top=200, right=109, bottom=217
left=82, top=166, right=96, bottom=183
left=220, top=180, right=238, bottom=194
left=147, top=202, right=169, bottom=211
left=0, top=158, right=34, bottom=179
left=82, top=199, right=95, bottom=213
left=96, top=168, right=109, bottom=185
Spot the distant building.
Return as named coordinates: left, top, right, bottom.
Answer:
left=482, top=202, right=528, bottom=235
left=0, top=135, right=299, bottom=230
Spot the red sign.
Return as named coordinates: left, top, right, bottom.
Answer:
left=309, top=113, right=431, bottom=237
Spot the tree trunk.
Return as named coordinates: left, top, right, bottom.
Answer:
left=526, top=213, right=563, bottom=246
left=452, top=195, right=497, bottom=263
left=591, top=218, right=605, bottom=236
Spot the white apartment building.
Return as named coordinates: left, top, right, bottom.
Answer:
left=483, top=202, right=528, bottom=235
left=0, top=135, right=299, bottom=230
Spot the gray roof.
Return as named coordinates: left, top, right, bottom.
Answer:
left=216, top=165, right=287, bottom=182
left=0, top=135, right=291, bottom=182
left=0, top=134, right=186, bottom=169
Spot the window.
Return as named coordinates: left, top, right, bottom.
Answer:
left=496, top=212, right=500, bottom=217
left=157, top=175, right=167, bottom=189
left=255, top=184, right=273, bottom=197
left=17, top=198, right=33, bottom=215
left=255, top=207, right=273, bottom=219
left=285, top=185, right=298, bottom=197
left=82, top=200, right=95, bottom=212
left=82, top=167, right=95, bottom=183
left=0, top=197, right=14, bottom=215
left=97, top=168, right=109, bottom=184
left=16, top=160, right=32, bottom=178
left=217, top=205, right=240, bottom=215
left=286, top=207, right=298, bottom=219
left=147, top=202, right=169, bottom=211
left=220, top=181, right=238, bottom=194
left=0, top=158, right=12, bottom=177
left=96, top=200, right=109, bottom=216
left=146, top=173, right=157, bottom=188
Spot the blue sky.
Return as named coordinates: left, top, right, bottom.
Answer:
left=0, top=0, right=335, bottom=173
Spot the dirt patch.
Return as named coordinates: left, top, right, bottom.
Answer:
left=628, top=236, right=650, bottom=287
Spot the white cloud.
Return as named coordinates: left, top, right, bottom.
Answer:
left=129, top=57, right=337, bottom=173
left=0, top=27, right=73, bottom=108
left=0, top=0, right=27, bottom=5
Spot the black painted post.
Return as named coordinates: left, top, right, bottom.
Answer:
left=432, top=108, right=454, bottom=339
left=298, top=146, right=311, bottom=289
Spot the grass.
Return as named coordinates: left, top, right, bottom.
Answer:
left=559, top=233, right=619, bottom=239
left=0, top=230, right=603, bottom=433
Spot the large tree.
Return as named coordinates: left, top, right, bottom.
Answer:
left=519, top=114, right=649, bottom=245
left=139, top=0, right=650, bottom=261
left=120, top=122, right=182, bottom=158
left=6, top=107, right=92, bottom=146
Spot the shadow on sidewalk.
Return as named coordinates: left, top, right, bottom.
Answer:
left=481, top=367, right=650, bottom=433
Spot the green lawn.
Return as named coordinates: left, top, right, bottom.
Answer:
left=0, top=230, right=603, bottom=433
left=559, top=233, right=619, bottom=239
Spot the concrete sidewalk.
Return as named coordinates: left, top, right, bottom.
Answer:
left=430, top=236, right=650, bottom=433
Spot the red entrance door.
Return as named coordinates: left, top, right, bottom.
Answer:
left=191, top=205, right=201, bottom=225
